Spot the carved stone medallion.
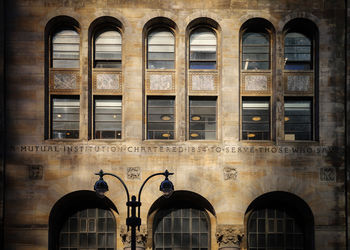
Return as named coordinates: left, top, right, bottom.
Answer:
left=28, top=165, right=43, bottom=180
left=127, top=167, right=141, bottom=180
left=216, top=225, right=244, bottom=249
left=320, top=167, right=336, bottom=182
left=120, top=224, right=148, bottom=249
left=223, top=167, right=237, bottom=180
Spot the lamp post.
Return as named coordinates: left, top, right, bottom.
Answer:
left=94, top=169, right=174, bottom=250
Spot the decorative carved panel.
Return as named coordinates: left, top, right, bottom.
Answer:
left=320, top=167, right=336, bottom=182
left=28, top=165, right=43, bottom=180
left=284, top=72, right=314, bottom=95
left=93, top=71, right=122, bottom=93
left=241, top=72, right=271, bottom=95
left=50, top=70, right=80, bottom=93
left=189, top=71, right=218, bottom=94
left=223, top=167, right=238, bottom=180
left=146, top=71, right=175, bottom=94
left=127, top=167, right=140, bottom=180
left=216, top=225, right=244, bottom=249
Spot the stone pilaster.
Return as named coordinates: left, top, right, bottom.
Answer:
left=120, top=225, right=148, bottom=250
left=216, top=225, right=244, bottom=250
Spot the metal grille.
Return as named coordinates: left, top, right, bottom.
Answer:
left=153, top=208, right=210, bottom=250
left=59, top=208, right=116, bottom=250
left=248, top=208, right=304, bottom=250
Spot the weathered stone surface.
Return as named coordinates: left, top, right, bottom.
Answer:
left=287, top=75, right=310, bottom=92
left=192, top=74, right=215, bottom=91
left=96, top=73, right=120, bottom=90
left=149, top=74, right=172, bottom=91
left=245, top=75, right=267, bottom=91
left=54, top=72, right=77, bottom=89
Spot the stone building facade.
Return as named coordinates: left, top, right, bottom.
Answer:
left=1, top=0, right=350, bottom=250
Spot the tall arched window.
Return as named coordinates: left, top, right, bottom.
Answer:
left=240, top=18, right=274, bottom=141
left=46, top=17, right=81, bottom=139
left=283, top=18, right=318, bottom=141
left=147, top=28, right=175, bottom=69
left=189, top=27, right=217, bottom=69
left=153, top=207, right=210, bottom=250
left=59, top=208, right=116, bottom=250
left=90, top=18, right=124, bottom=140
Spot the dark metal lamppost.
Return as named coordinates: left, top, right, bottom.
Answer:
left=94, top=169, right=174, bottom=250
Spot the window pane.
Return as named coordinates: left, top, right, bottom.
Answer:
left=147, top=97, right=175, bottom=139
left=284, top=32, right=312, bottom=70
left=284, top=99, right=312, bottom=140
left=52, top=97, right=80, bottom=139
left=242, top=98, right=270, bottom=140
left=95, top=98, right=122, bottom=139
left=52, top=30, right=80, bottom=68
left=147, top=28, right=174, bottom=69
left=190, top=28, right=216, bottom=69
left=94, top=30, right=122, bottom=68
left=242, top=32, right=269, bottom=70
left=153, top=208, right=210, bottom=250
left=59, top=208, right=115, bottom=249
left=189, top=97, right=216, bottom=140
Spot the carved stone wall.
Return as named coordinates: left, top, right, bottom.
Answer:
left=120, top=224, right=148, bottom=250
left=216, top=225, right=244, bottom=249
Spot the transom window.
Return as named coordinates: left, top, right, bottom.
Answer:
left=94, top=97, right=122, bottom=139
left=52, top=29, right=80, bottom=68
left=147, top=28, right=175, bottom=69
left=189, top=97, right=216, bottom=140
left=248, top=207, right=304, bottom=250
left=242, top=32, right=270, bottom=70
left=189, top=28, right=217, bottom=69
left=147, top=96, right=175, bottom=140
left=242, top=98, right=270, bottom=140
left=284, top=32, right=312, bottom=70
left=94, top=30, right=122, bottom=68
left=59, top=208, right=116, bottom=250
left=52, top=97, right=80, bottom=139
left=153, top=207, right=210, bottom=250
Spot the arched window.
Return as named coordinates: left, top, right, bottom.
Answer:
left=242, top=31, right=270, bottom=70
left=94, top=30, right=122, bottom=68
left=248, top=207, right=304, bottom=250
left=52, top=29, right=80, bottom=68
left=283, top=18, right=318, bottom=141
left=147, top=28, right=175, bottom=69
left=153, top=207, right=210, bottom=250
left=189, top=28, right=216, bottom=69
left=284, top=32, right=312, bottom=70
left=59, top=208, right=116, bottom=250
left=46, top=17, right=81, bottom=140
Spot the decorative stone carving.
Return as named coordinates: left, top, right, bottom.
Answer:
left=28, top=165, right=43, bottom=180
left=120, top=224, right=148, bottom=250
left=127, top=167, right=141, bottom=180
left=149, top=74, right=173, bottom=91
left=223, top=167, right=237, bottom=180
left=287, top=75, right=310, bottom=92
left=216, top=225, right=244, bottom=249
left=96, top=73, right=120, bottom=90
left=320, top=167, right=336, bottom=182
left=244, top=75, right=267, bottom=91
left=54, top=72, right=77, bottom=89
left=192, top=74, right=215, bottom=91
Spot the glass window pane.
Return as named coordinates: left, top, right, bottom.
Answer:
left=189, top=97, right=216, bottom=140
left=242, top=98, right=270, bottom=140
left=52, top=97, right=80, bottom=139
left=284, top=99, right=312, bottom=140
left=242, top=32, right=269, bottom=70
left=52, top=30, right=80, bottom=68
left=190, top=28, right=216, bottom=69
left=147, top=97, right=175, bottom=140
left=94, top=30, right=122, bottom=68
left=95, top=97, right=122, bottom=139
left=147, top=28, right=174, bottom=69
left=284, top=32, right=312, bottom=70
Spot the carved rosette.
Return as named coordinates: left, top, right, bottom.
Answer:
left=216, top=225, right=244, bottom=249
left=120, top=224, right=148, bottom=250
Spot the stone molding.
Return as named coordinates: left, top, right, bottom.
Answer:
left=120, top=224, right=148, bottom=249
left=216, top=225, right=244, bottom=249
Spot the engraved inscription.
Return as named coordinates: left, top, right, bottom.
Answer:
left=54, top=73, right=77, bottom=89
left=245, top=75, right=267, bottom=91
left=287, top=75, right=310, bottom=91
left=192, top=74, right=215, bottom=91
left=127, top=167, right=141, bottom=180
left=320, top=167, right=336, bottom=182
left=97, top=73, right=120, bottom=90
left=149, top=74, right=173, bottom=90
left=28, top=165, right=43, bottom=180
left=223, top=167, right=237, bottom=180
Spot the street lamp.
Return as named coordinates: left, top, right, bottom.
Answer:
left=94, top=169, right=174, bottom=250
